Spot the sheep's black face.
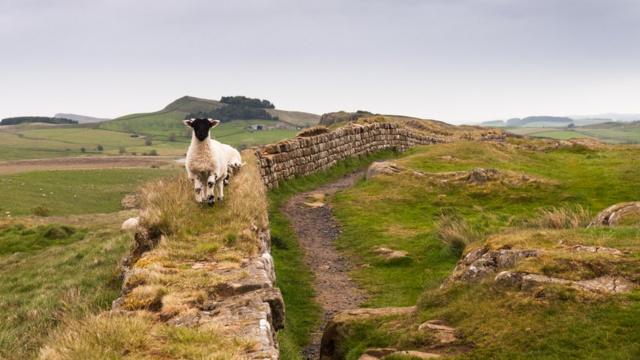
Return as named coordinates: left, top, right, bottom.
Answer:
left=184, top=118, right=221, bottom=141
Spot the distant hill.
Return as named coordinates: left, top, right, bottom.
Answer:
left=100, top=96, right=320, bottom=136
left=0, top=116, right=77, bottom=126
left=571, top=113, right=640, bottom=122
left=54, top=113, right=111, bottom=123
left=506, top=116, right=572, bottom=127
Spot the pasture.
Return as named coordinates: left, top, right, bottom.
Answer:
left=507, top=125, right=640, bottom=144
left=0, top=119, right=299, bottom=161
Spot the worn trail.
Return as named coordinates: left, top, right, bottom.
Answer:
left=281, top=171, right=366, bottom=359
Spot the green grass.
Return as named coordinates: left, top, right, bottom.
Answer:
left=0, top=222, right=129, bottom=359
left=0, top=116, right=299, bottom=161
left=268, top=150, right=399, bottom=360
left=101, top=110, right=299, bottom=148
left=0, top=168, right=177, bottom=216
left=506, top=126, right=640, bottom=144
left=0, top=125, right=186, bottom=160
left=323, top=141, right=640, bottom=358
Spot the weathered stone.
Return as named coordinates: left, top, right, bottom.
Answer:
left=568, top=245, right=623, bottom=256
left=320, top=307, right=415, bottom=360
left=387, top=350, right=441, bottom=359
left=449, top=248, right=539, bottom=282
left=417, top=319, right=457, bottom=344
left=591, top=201, right=640, bottom=226
left=373, top=246, right=410, bottom=262
left=121, top=217, right=140, bottom=231
left=495, top=271, right=636, bottom=294
left=121, top=194, right=139, bottom=209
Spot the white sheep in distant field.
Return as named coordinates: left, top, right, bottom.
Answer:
left=183, top=118, right=228, bottom=206
left=221, top=143, right=244, bottom=185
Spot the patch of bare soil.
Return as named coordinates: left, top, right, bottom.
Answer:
left=0, top=156, right=175, bottom=175
left=282, top=171, right=367, bottom=359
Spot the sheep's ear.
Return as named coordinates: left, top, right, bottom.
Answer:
left=183, top=118, right=195, bottom=127
left=208, top=119, right=221, bottom=128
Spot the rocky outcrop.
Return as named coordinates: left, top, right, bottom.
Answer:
left=448, top=247, right=539, bottom=283
left=256, top=122, right=446, bottom=188
left=495, top=271, right=636, bottom=294
left=591, top=202, right=640, bottom=226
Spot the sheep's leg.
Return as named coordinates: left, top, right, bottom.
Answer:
left=186, top=167, right=195, bottom=182
left=206, top=174, right=216, bottom=206
left=216, top=177, right=225, bottom=202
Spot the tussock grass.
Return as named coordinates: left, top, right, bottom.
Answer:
left=436, top=214, right=484, bottom=257
left=40, top=313, right=245, bottom=360
left=296, top=125, right=329, bottom=137
left=527, top=205, right=592, bottom=229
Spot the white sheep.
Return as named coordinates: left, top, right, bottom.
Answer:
left=220, top=143, right=244, bottom=185
left=183, top=118, right=228, bottom=206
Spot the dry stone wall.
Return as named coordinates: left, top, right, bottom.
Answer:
left=256, top=122, right=447, bottom=188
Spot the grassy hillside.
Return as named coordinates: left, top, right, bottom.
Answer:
left=100, top=95, right=318, bottom=138
left=0, top=124, right=187, bottom=160
left=317, top=141, right=640, bottom=358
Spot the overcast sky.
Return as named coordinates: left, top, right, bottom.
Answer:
left=1, top=0, right=639, bottom=123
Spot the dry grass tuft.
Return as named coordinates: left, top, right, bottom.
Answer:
left=527, top=205, right=592, bottom=229
left=436, top=214, right=483, bottom=257
left=121, top=285, right=167, bottom=311
left=297, top=125, right=330, bottom=137
left=39, top=313, right=244, bottom=360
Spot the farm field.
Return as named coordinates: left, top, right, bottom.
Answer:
left=0, top=120, right=298, bottom=161
left=506, top=123, right=640, bottom=144
left=0, top=168, right=177, bottom=216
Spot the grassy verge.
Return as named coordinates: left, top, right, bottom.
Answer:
left=268, top=150, right=399, bottom=359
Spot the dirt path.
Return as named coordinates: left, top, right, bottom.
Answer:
left=282, top=171, right=367, bottom=359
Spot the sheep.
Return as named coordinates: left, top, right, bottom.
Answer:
left=183, top=118, right=228, bottom=206
left=220, top=143, right=244, bottom=185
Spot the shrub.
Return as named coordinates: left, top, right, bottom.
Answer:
left=31, top=205, right=50, bottom=217
left=80, top=147, right=86, bottom=153
left=527, top=205, right=591, bottom=229
left=148, top=150, right=158, bottom=156
left=119, top=146, right=126, bottom=154
left=436, top=214, right=482, bottom=257
left=97, top=144, right=104, bottom=151
left=145, top=137, right=153, bottom=146
left=168, top=133, right=176, bottom=142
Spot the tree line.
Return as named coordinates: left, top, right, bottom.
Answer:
left=0, top=117, right=78, bottom=126
left=186, top=96, right=278, bottom=122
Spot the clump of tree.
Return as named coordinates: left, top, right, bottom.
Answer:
left=0, top=117, right=78, bottom=126
left=186, top=96, right=277, bottom=122
left=220, top=96, right=275, bottom=109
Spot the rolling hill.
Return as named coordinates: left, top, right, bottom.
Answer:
left=99, top=96, right=320, bottom=138
left=54, top=113, right=111, bottom=123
